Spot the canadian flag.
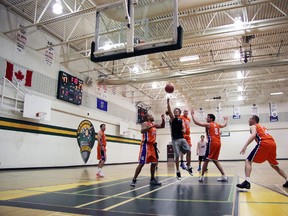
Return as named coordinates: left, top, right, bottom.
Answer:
left=5, top=61, right=33, bottom=87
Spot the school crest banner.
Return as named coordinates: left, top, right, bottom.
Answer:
left=233, top=105, right=240, bottom=119
left=251, top=104, right=259, bottom=116
left=197, top=107, right=205, bottom=120
left=269, top=102, right=278, bottom=122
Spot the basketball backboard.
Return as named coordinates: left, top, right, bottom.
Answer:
left=23, top=94, right=52, bottom=121
left=119, top=120, right=129, bottom=136
left=90, top=0, right=182, bottom=62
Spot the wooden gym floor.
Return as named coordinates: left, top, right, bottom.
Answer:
left=0, top=161, right=287, bottom=216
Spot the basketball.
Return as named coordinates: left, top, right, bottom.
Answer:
left=165, top=83, right=174, bottom=93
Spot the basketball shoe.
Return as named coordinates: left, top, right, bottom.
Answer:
left=96, top=172, right=104, bottom=177
left=130, top=179, right=137, bottom=187
left=217, top=176, right=228, bottom=182
left=176, top=171, right=181, bottom=180
left=236, top=180, right=251, bottom=189
left=180, top=162, right=187, bottom=170
left=186, top=167, right=193, bottom=176
left=150, top=178, right=162, bottom=186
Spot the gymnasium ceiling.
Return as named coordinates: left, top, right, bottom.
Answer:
left=1, top=0, right=288, bottom=113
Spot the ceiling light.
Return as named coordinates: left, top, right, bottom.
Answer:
left=103, top=42, right=112, bottom=50
left=179, top=55, right=199, bottom=62
left=132, top=65, right=140, bottom=74
left=152, top=82, right=157, bottom=89
left=165, top=94, right=171, bottom=99
left=270, top=92, right=283, bottom=96
left=234, top=17, right=243, bottom=28
left=237, top=86, right=243, bottom=91
left=53, top=0, right=63, bottom=15
left=237, top=71, right=244, bottom=79
left=99, top=40, right=125, bottom=51
left=238, top=95, right=244, bottom=100
left=234, top=50, right=240, bottom=59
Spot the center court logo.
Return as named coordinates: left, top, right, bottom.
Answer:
left=76, top=120, right=95, bottom=163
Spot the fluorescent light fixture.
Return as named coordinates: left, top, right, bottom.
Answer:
left=270, top=92, right=283, bottom=96
left=205, top=98, right=216, bottom=102
left=234, top=50, right=240, bottom=59
left=234, top=17, right=243, bottom=28
left=165, top=94, right=171, bottom=99
left=176, top=102, right=181, bottom=106
left=103, top=43, right=112, bottom=50
left=99, top=42, right=125, bottom=51
left=237, top=86, right=243, bottom=91
left=237, top=71, right=244, bottom=79
left=53, top=0, right=63, bottom=15
left=179, top=55, right=199, bottom=62
left=132, top=65, right=140, bottom=74
left=238, top=95, right=244, bottom=100
left=152, top=82, right=157, bottom=89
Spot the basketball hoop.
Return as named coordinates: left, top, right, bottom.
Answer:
left=36, top=112, right=47, bottom=120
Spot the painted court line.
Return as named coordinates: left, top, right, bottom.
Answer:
left=120, top=197, right=235, bottom=203
left=115, top=176, right=237, bottom=204
left=23, top=177, right=120, bottom=193
left=76, top=177, right=175, bottom=208
left=232, top=176, right=239, bottom=216
left=228, top=176, right=237, bottom=202
left=103, top=177, right=186, bottom=211
left=72, top=177, right=149, bottom=194
left=275, top=184, right=288, bottom=196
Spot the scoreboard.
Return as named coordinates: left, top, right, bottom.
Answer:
left=57, top=71, right=83, bottom=105
left=137, top=106, right=148, bottom=124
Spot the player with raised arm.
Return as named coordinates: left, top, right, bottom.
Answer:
left=191, top=110, right=228, bottom=182
left=167, top=98, right=193, bottom=180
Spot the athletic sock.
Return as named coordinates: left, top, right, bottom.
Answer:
left=245, top=177, right=250, bottom=182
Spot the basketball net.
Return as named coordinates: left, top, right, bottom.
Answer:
left=36, top=112, right=47, bottom=120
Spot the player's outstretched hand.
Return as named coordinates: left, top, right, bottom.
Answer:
left=191, top=109, right=195, bottom=116
left=240, top=146, right=247, bottom=155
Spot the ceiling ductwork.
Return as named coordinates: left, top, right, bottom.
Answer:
left=98, top=59, right=288, bottom=85
left=92, top=0, right=229, bottom=22
left=2, top=0, right=287, bottom=112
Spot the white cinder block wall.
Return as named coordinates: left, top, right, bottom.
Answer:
left=0, top=5, right=287, bottom=169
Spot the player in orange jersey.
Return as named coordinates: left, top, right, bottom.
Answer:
left=237, top=115, right=288, bottom=189
left=179, top=110, right=192, bottom=170
left=96, top=124, right=106, bottom=177
left=130, top=113, right=165, bottom=187
left=191, top=110, right=228, bottom=182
